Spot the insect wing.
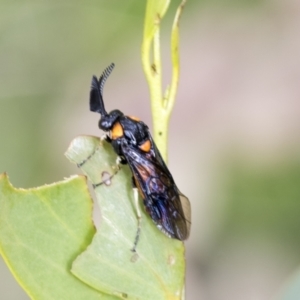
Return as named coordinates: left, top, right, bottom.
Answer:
left=120, top=140, right=191, bottom=240
left=178, top=192, right=191, bottom=239
left=146, top=134, right=191, bottom=239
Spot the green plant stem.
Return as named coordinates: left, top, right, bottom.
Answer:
left=141, top=0, right=187, bottom=163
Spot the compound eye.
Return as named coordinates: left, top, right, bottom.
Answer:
left=99, top=118, right=111, bottom=131
left=99, top=111, right=123, bottom=131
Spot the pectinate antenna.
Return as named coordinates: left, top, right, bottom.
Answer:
left=90, top=63, right=115, bottom=116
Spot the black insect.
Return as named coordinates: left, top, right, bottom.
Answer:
left=90, top=63, right=191, bottom=251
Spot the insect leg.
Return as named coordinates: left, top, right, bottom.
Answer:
left=116, top=156, right=127, bottom=169
left=77, top=148, right=98, bottom=167
left=100, top=134, right=110, bottom=142
left=131, top=185, right=142, bottom=252
left=77, top=136, right=109, bottom=167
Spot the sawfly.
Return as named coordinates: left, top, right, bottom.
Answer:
left=89, top=63, right=191, bottom=251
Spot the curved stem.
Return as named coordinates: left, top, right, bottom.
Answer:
left=141, top=0, right=187, bottom=164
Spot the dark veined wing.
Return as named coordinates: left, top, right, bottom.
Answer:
left=120, top=138, right=191, bottom=240
left=146, top=133, right=191, bottom=239
left=177, top=192, right=191, bottom=239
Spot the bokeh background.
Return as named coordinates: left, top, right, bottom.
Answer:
left=1, top=0, right=300, bottom=299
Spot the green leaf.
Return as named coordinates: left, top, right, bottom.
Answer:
left=0, top=173, right=116, bottom=299
left=65, top=135, right=186, bottom=300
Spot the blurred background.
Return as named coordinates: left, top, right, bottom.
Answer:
left=1, top=0, right=300, bottom=299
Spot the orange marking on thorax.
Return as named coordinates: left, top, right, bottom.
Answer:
left=111, top=122, right=123, bottom=139
left=139, top=139, right=151, bottom=152
left=128, top=115, right=140, bottom=122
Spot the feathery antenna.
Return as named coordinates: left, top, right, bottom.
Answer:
left=90, top=63, right=115, bottom=115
